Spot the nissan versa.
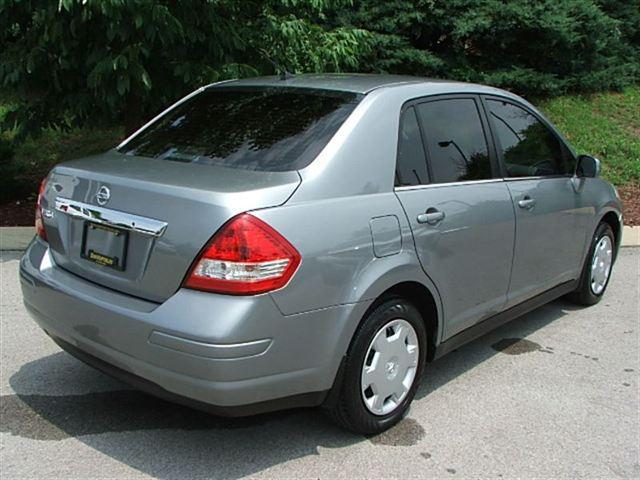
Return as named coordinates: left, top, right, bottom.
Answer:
left=20, top=74, right=622, bottom=434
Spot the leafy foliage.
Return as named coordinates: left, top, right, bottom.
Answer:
left=0, top=0, right=370, bottom=134
left=0, top=0, right=638, bottom=163
left=336, top=0, right=639, bottom=96
left=0, top=126, right=122, bottom=202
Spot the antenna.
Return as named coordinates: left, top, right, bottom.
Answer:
left=259, top=49, right=294, bottom=81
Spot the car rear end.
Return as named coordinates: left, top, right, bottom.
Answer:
left=19, top=84, right=364, bottom=413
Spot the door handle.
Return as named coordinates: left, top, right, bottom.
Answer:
left=517, top=196, right=536, bottom=210
left=417, top=208, right=445, bottom=225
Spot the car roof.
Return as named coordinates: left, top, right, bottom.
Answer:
left=213, top=73, right=474, bottom=95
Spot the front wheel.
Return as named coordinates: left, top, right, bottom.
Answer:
left=569, top=222, right=615, bottom=305
left=324, top=298, right=427, bottom=434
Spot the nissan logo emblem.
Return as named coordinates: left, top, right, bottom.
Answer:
left=95, top=186, right=111, bottom=206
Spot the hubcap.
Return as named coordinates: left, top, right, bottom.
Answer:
left=360, top=319, right=419, bottom=416
left=590, top=235, right=613, bottom=295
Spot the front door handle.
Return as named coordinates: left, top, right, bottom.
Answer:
left=517, top=196, right=537, bottom=210
left=417, top=208, right=445, bottom=225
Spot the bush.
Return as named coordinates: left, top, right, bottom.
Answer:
left=1, top=1, right=638, bottom=137
left=337, top=0, right=639, bottom=97
left=0, top=126, right=122, bottom=203
left=0, top=124, right=20, bottom=202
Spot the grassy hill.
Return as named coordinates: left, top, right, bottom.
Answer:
left=540, top=86, right=639, bottom=186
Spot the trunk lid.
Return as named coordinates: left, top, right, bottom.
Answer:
left=42, top=150, right=300, bottom=303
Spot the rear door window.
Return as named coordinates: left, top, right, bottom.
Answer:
left=395, top=107, right=429, bottom=186
left=486, top=99, right=568, bottom=177
left=415, top=98, right=492, bottom=183
left=119, top=87, right=362, bottom=172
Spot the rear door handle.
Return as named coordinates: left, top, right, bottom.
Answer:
left=417, top=208, right=445, bottom=225
left=517, top=197, right=536, bottom=210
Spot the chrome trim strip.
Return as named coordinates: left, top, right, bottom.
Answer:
left=504, top=174, right=573, bottom=182
left=394, top=178, right=504, bottom=191
left=117, top=79, right=236, bottom=151
left=54, top=198, right=168, bottom=237
left=116, top=85, right=205, bottom=150
left=394, top=174, right=575, bottom=191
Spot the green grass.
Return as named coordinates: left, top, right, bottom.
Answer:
left=539, top=86, right=640, bottom=186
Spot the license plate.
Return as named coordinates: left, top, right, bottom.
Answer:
left=81, top=222, right=128, bottom=271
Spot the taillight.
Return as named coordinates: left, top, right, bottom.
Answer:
left=35, top=177, right=48, bottom=240
left=184, top=213, right=301, bottom=295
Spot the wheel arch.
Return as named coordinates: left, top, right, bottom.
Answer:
left=600, top=210, right=622, bottom=252
left=323, top=277, right=442, bottom=410
left=354, top=279, right=441, bottom=362
left=374, top=281, right=440, bottom=361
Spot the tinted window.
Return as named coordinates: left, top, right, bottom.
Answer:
left=395, top=107, right=429, bottom=186
left=119, top=87, right=361, bottom=172
left=416, top=99, right=492, bottom=183
left=487, top=99, right=567, bottom=177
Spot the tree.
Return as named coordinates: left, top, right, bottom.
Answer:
left=1, top=0, right=638, bottom=137
left=0, top=0, right=370, bottom=134
left=335, top=0, right=639, bottom=96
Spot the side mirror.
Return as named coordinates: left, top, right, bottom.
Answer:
left=576, top=155, right=601, bottom=178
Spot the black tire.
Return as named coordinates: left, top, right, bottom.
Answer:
left=324, top=297, right=428, bottom=435
left=568, top=222, right=615, bottom=306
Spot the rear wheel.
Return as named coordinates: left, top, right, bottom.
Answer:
left=325, top=298, right=427, bottom=435
left=569, top=222, right=615, bottom=305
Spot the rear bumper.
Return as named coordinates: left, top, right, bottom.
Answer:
left=48, top=333, right=326, bottom=416
left=20, top=238, right=370, bottom=413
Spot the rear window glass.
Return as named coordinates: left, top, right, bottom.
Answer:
left=118, top=87, right=362, bottom=172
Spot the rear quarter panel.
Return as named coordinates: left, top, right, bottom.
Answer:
left=255, top=193, right=440, bottom=311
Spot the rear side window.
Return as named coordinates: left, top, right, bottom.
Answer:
left=487, top=99, right=568, bottom=177
left=119, top=87, right=361, bottom=172
left=416, top=99, right=492, bottom=183
left=395, top=107, right=429, bottom=186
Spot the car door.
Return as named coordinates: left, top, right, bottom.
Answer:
left=394, top=96, right=516, bottom=339
left=482, top=96, right=586, bottom=307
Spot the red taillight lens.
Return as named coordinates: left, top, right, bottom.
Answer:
left=35, top=177, right=48, bottom=240
left=184, top=213, right=301, bottom=295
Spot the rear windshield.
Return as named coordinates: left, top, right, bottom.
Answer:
left=118, top=87, right=362, bottom=172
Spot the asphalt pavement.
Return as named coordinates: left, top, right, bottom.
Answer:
left=1, top=249, right=638, bottom=479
